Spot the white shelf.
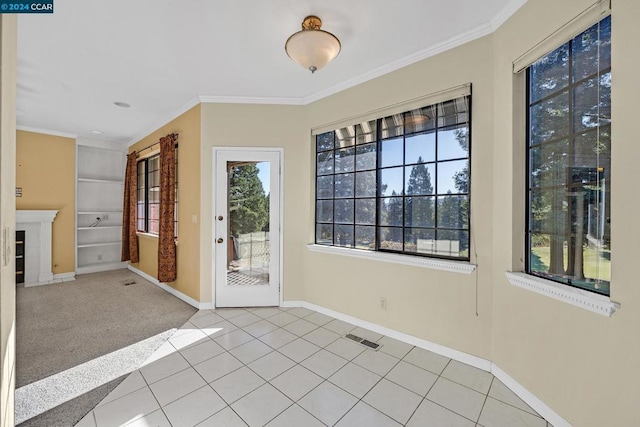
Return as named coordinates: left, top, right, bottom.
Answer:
left=77, top=241, right=121, bottom=249
left=78, top=211, right=123, bottom=215
left=76, top=143, right=126, bottom=273
left=78, top=178, right=123, bottom=184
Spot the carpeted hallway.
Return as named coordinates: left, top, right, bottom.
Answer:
left=15, top=269, right=197, bottom=426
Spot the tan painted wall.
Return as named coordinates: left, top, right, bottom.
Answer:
left=490, top=1, right=640, bottom=426
left=16, top=131, right=75, bottom=274
left=304, top=35, right=495, bottom=359
left=128, top=105, right=201, bottom=300
left=199, top=104, right=308, bottom=305
left=0, top=15, right=17, bottom=427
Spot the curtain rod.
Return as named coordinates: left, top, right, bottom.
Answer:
left=133, top=133, right=179, bottom=157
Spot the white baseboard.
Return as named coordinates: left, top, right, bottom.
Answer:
left=127, top=265, right=207, bottom=310
left=24, top=272, right=76, bottom=287
left=300, top=301, right=491, bottom=371
left=298, top=300, right=569, bottom=427
left=76, top=262, right=127, bottom=275
left=280, top=300, right=303, bottom=308
left=490, top=364, right=570, bottom=427
left=54, top=272, right=76, bottom=282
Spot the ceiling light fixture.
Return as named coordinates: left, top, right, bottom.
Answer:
left=90, top=130, right=103, bottom=135
left=114, top=101, right=130, bottom=108
left=285, top=15, right=341, bottom=74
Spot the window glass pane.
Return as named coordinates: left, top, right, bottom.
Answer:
left=435, top=230, right=468, bottom=258
left=355, top=199, right=376, bottom=225
left=335, top=147, right=355, bottom=173
left=316, top=224, right=333, bottom=245
left=356, top=143, right=376, bottom=171
left=316, top=200, right=333, bottom=223
left=379, top=227, right=403, bottom=251
left=149, top=219, right=159, bottom=234
left=405, top=164, right=434, bottom=196
left=380, top=137, right=403, bottom=167
left=572, top=16, right=611, bottom=82
left=316, top=175, right=334, bottom=199
left=405, top=197, right=435, bottom=228
left=381, top=115, right=403, bottom=139
left=530, top=44, right=569, bottom=103
left=405, top=132, right=435, bottom=164
left=334, top=224, right=354, bottom=247
left=334, top=199, right=354, bottom=224
left=438, top=125, right=469, bottom=161
left=334, top=173, right=354, bottom=198
left=355, top=226, right=375, bottom=250
left=379, top=167, right=403, bottom=196
left=404, top=107, right=434, bottom=134
left=334, top=126, right=354, bottom=147
left=404, top=228, right=435, bottom=254
left=379, top=197, right=403, bottom=226
left=355, top=171, right=376, bottom=198
left=437, top=160, right=468, bottom=194
left=438, top=98, right=469, bottom=128
left=530, top=90, right=569, bottom=145
left=530, top=139, right=569, bottom=188
left=573, top=73, right=611, bottom=133
left=316, top=132, right=334, bottom=152
left=529, top=188, right=567, bottom=234
left=355, top=120, right=377, bottom=145
left=317, top=151, right=334, bottom=176
left=437, top=195, right=468, bottom=229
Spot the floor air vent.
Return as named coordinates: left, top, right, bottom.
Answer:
left=345, top=333, right=381, bottom=351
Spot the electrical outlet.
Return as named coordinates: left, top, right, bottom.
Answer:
left=102, top=214, right=110, bottom=221
left=380, top=297, right=387, bottom=310
left=97, top=254, right=103, bottom=261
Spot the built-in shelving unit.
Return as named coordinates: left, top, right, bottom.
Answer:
left=76, top=139, right=127, bottom=274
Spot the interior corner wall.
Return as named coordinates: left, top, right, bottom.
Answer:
left=16, top=130, right=75, bottom=274
left=199, top=103, right=308, bottom=306
left=0, top=14, right=17, bottom=427
left=489, top=1, right=640, bottom=426
left=128, top=104, right=201, bottom=301
left=304, top=35, right=495, bottom=361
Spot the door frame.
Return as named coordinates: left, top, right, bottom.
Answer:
left=212, top=147, right=284, bottom=307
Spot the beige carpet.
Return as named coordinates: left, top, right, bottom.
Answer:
left=16, top=268, right=197, bottom=426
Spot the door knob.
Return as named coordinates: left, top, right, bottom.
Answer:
left=217, top=216, right=223, bottom=221
left=217, top=238, right=224, bottom=244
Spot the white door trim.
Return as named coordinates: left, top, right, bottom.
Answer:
left=212, top=147, right=284, bottom=307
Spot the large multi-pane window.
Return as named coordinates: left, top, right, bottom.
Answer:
left=315, top=95, right=471, bottom=260
left=526, top=16, right=611, bottom=295
left=137, top=152, right=178, bottom=236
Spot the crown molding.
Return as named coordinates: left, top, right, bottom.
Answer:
left=490, top=0, right=528, bottom=31
left=16, top=125, right=78, bottom=139
left=126, top=96, right=201, bottom=147
left=198, top=95, right=306, bottom=106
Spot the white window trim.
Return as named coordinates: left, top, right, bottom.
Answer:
left=307, top=244, right=476, bottom=274
left=505, top=272, right=619, bottom=317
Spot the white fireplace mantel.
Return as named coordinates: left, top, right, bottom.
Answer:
left=16, top=210, right=59, bottom=286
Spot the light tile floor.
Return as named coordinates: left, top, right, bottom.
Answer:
left=76, top=307, right=552, bottom=427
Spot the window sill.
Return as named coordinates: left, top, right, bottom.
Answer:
left=307, top=244, right=476, bottom=274
left=505, top=272, right=619, bottom=317
left=136, top=232, right=158, bottom=239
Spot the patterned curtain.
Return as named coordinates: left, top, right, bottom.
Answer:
left=121, top=151, right=139, bottom=263
left=157, top=134, right=177, bottom=282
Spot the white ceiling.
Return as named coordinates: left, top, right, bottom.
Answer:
left=17, top=0, right=525, bottom=145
